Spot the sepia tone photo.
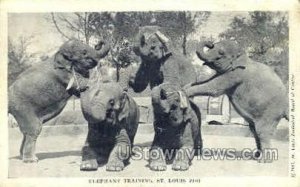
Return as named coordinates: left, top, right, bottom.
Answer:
left=6, top=11, right=290, bottom=178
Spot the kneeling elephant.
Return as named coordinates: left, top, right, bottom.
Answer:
left=150, top=82, right=202, bottom=171
left=80, top=82, right=140, bottom=171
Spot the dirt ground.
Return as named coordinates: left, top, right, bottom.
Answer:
left=9, top=125, right=289, bottom=178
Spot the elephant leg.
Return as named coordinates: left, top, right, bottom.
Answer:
left=172, top=122, right=194, bottom=171
left=81, top=145, right=98, bottom=171
left=19, top=134, right=26, bottom=156
left=193, top=133, right=202, bottom=156
left=149, top=133, right=167, bottom=171
left=14, top=110, right=41, bottom=163
left=80, top=132, right=99, bottom=171
left=192, top=122, right=202, bottom=156
left=251, top=118, right=279, bottom=163
left=22, top=134, right=39, bottom=163
left=106, top=129, right=131, bottom=172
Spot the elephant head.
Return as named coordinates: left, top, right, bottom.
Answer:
left=196, top=40, right=245, bottom=73
left=133, top=26, right=172, bottom=63
left=81, top=82, right=130, bottom=125
left=151, top=83, right=192, bottom=126
left=54, top=39, right=110, bottom=78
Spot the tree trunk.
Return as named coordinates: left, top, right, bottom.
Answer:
left=182, top=12, right=187, bottom=56
left=116, top=65, right=120, bottom=82
left=182, top=33, right=187, bottom=56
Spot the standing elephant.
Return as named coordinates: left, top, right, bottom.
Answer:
left=8, top=39, right=110, bottom=163
left=149, top=82, right=202, bottom=171
left=128, top=26, right=197, bottom=91
left=80, top=81, right=139, bottom=171
left=185, top=40, right=288, bottom=161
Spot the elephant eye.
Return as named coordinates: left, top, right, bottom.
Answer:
left=82, top=49, right=87, bottom=55
left=150, top=46, right=156, bottom=50
left=218, top=49, right=225, bottom=55
left=160, top=89, right=167, bottom=100
left=140, top=35, right=146, bottom=46
left=170, top=104, right=177, bottom=111
left=109, top=99, right=115, bottom=106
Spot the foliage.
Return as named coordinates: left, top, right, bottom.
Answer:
left=154, top=11, right=211, bottom=55
left=109, top=39, right=140, bottom=82
left=219, top=12, right=288, bottom=84
left=49, top=12, right=211, bottom=83
left=50, top=11, right=211, bottom=60
left=8, top=36, right=36, bottom=86
left=50, top=12, right=97, bottom=45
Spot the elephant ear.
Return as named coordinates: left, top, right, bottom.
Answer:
left=53, top=51, right=73, bottom=71
left=231, top=60, right=246, bottom=71
left=154, top=31, right=172, bottom=57
left=227, top=41, right=246, bottom=71
left=118, top=92, right=130, bottom=123
left=53, top=39, right=83, bottom=71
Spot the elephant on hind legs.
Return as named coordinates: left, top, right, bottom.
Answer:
left=184, top=40, right=288, bottom=162
left=8, top=39, right=110, bottom=163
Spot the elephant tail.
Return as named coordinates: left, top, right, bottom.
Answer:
left=283, top=112, right=289, bottom=121
left=8, top=96, right=14, bottom=115
left=189, top=99, right=201, bottom=125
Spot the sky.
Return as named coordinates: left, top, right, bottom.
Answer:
left=8, top=13, right=64, bottom=55
left=8, top=12, right=249, bottom=55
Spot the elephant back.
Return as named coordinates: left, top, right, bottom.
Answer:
left=177, top=55, right=197, bottom=86
left=160, top=53, right=197, bottom=88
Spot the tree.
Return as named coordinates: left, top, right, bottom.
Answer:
left=8, top=35, right=36, bottom=86
left=50, top=12, right=100, bottom=44
left=48, top=12, right=211, bottom=81
left=49, top=12, right=141, bottom=82
left=83, top=11, right=211, bottom=56
left=219, top=12, right=288, bottom=84
left=110, top=39, right=141, bottom=82
left=154, top=11, right=211, bottom=55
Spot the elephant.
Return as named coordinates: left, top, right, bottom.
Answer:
left=149, top=82, right=202, bottom=171
left=184, top=40, right=288, bottom=162
left=80, top=81, right=140, bottom=171
left=128, top=26, right=197, bottom=92
left=8, top=39, right=110, bottom=163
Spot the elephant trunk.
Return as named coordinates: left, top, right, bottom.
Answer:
left=133, top=32, right=148, bottom=56
left=81, top=92, right=107, bottom=123
left=94, top=40, right=111, bottom=60
left=151, top=86, right=161, bottom=106
left=133, top=26, right=170, bottom=57
left=196, top=41, right=215, bottom=63
left=151, top=85, right=170, bottom=115
left=89, top=104, right=107, bottom=123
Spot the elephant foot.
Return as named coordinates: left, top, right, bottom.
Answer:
left=172, top=159, right=190, bottom=171
left=80, top=159, right=98, bottom=171
left=254, top=150, right=274, bottom=163
left=106, top=159, right=124, bottom=172
left=149, top=159, right=167, bottom=171
left=254, top=148, right=274, bottom=163
left=257, top=158, right=273, bottom=163
left=23, top=155, right=38, bottom=163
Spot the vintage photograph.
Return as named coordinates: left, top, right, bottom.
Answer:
left=7, top=11, right=289, bottom=178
